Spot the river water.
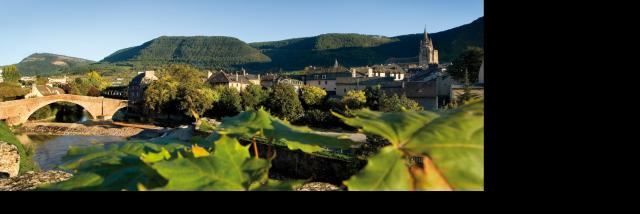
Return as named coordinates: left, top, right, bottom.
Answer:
left=15, top=134, right=127, bottom=170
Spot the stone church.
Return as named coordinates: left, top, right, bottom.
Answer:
left=419, top=27, right=439, bottom=68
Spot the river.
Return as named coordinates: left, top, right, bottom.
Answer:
left=15, top=134, right=127, bottom=170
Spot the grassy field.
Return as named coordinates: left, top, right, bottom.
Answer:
left=0, top=122, right=38, bottom=174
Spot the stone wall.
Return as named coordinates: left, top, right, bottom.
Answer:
left=0, top=142, right=20, bottom=178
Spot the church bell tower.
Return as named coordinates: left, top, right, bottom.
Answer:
left=419, top=26, right=439, bottom=68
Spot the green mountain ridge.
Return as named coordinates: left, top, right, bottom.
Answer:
left=12, top=53, right=95, bottom=76
left=6, top=17, right=482, bottom=76
left=101, top=36, right=271, bottom=68
left=249, top=17, right=484, bottom=71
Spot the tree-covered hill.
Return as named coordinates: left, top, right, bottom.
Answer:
left=97, top=17, right=483, bottom=73
left=101, top=36, right=271, bottom=68
left=248, top=17, right=484, bottom=71
left=12, top=53, right=95, bottom=76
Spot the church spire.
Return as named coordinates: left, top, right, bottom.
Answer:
left=423, top=25, right=429, bottom=41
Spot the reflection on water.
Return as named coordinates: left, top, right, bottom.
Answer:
left=16, top=134, right=126, bottom=170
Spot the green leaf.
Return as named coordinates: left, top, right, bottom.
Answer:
left=151, top=136, right=271, bottom=191
left=38, top=173, right=104, bottom=191
left=344, top=146, right=411, bottom=191
left=335, top=101, right=484, bottom=191
left=219, top=108, right=358, bottom=153
left=403, top=100, right=484, bottom=191
left=46, top=142, right=186, bottom=191
left=332, top=109, right=440, bottom=147
left=140, top=148, right=172, bottom=163
left=251, top=179, right=307, bottom=191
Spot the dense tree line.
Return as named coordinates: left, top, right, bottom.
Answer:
left=67, top=71, right=111, bottom=96
left=137, top=65, right=425, bottom=129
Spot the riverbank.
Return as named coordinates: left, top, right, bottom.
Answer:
left=0, top=171, right=72, bottom=191
left=14, top=122, right=156, bottom=137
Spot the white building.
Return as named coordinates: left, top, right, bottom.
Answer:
left=0, top=68, right=3, bottom=83
left=47, top=75, right=68, bottom=86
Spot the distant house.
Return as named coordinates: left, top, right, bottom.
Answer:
left=47, top=76, right=68, bottom=86
left=259, top=74, right=304, bottom=91
left=20, top=76, right=37, bottom=83
left=25, top=84, right=65, bottom=98
left=0, top=68, right=3, bottom=83
left=128, top=71, right=158, bottom=113
left=293, top=66, right=352, bottom=95
left=207, top=70, right=260, bottom=91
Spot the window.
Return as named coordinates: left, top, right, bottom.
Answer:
left=318, top=81, right=321, bottom=85
left=322, top=75, right=327, bottom=79
left=325, top=80, right=328, bottom=85
left=315, top=75, right=319, bottom=80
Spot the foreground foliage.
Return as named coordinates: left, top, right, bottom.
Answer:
left=41, top=100, right=484, bottom=191
left=334, top=100, right=484, bottom=190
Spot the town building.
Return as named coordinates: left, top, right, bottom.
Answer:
left=335, top=64, right=408, bottom=96
left=20, top=76, right=37, bottom=83
left=293, top=63, right=351, bottom=95
left=128, top=71, right=158, bottom=113
left=419, top=27, right=439, bottom=68
left=24, top=84, right=66, bottom=98
left=0, top=68, right=3, bottom=83
left=46, top=76, right=68, bottom=87
left=206, top=69, right=260, bottom=91
left=259, top=73, right=304, bottom=91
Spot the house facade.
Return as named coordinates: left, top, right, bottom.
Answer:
left=24, top=84, right=66, bottom=98
left=207, top=70, right=260, bottom=91
left=128, top=71, right=158, bottom=113
left=260, top=73, right=304, bottom=91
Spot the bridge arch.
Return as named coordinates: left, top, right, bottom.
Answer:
left=0, top=94, right=128, bottom=126
left=23, top=99, right=99, bottom=123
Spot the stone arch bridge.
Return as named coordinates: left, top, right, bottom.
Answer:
left=0, top=94, right=128, bottom=126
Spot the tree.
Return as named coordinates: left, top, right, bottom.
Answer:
left=364, top=85, right=383, bottom=110
left=178, top=85, right=219, bottom=119
left=161, top=64, right=205, bottom=87
left=342, top=90, right=367, bottom=109
left=144, top=77, right=179, bottom=114
left=267, top=84, right=303, bottom=121
left=2, top=65, right=21, bottom=84
left=240, top=84, right=268, bottom=110
left=379, top=93, right=423, bottom=112
left=300, top=85, right=327, bottom=107
left=457, top=69, right=480, bottom=105
left=87, top=87, right=102, bottom=97
left=68, top=71, right=110, bottom=95
left=209, top=86, right=242, bottom=118
left=448, top=47, right=484, bottom=83
left=85, top=71, right=110, bottom=90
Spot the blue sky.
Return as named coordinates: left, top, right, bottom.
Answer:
left=0, top=0, right=483, bottom=65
